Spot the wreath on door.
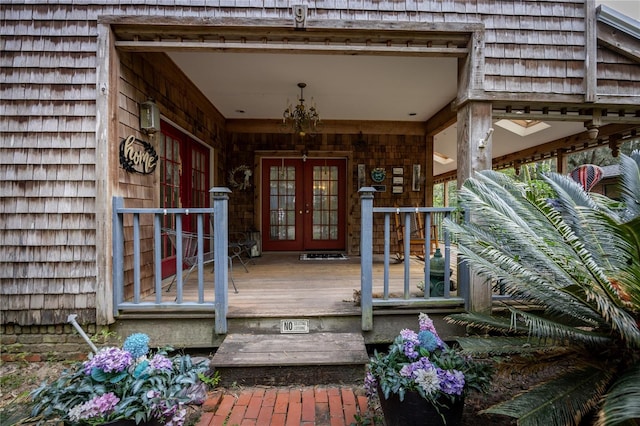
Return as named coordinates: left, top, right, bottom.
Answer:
left=228, top=165, right=252, bottom=191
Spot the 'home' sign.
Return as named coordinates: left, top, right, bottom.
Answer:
left=119, top=135, right=158, bottom=174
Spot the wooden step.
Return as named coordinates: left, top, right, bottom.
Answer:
left=211, top=332, right=370, bottom=386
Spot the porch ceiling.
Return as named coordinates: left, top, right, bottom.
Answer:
left=113, top=23, right=635, bottom=177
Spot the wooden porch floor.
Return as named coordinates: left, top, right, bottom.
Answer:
left=156, top=251, right=458, bottom=317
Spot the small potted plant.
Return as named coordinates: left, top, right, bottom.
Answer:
left=30, top=333, right=210, bottom=426
left=364, top=313, right=492, bottom=426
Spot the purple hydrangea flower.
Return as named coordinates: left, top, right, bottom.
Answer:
left=364, top=371, right=378, bottom=398
left=437, top=368, right=465, bottom=395
left=149, top=354, right=173, bottom=372
left=83, top=347, right=133, bottom=374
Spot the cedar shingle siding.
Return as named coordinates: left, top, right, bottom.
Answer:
left=1, top=1, right=639, bottom=328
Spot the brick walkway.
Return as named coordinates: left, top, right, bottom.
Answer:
left=196, top=385, right=373, bottom=426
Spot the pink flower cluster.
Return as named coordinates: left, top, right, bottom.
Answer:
left=68, top=392, right=120, bottom=422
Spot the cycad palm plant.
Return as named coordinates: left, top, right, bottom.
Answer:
left=445, top=151, right=640, bottom=426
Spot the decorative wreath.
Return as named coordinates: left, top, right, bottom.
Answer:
left=228, top=165, right=253, bottom=190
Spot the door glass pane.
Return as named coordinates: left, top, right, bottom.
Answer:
left=269, top=165, right=296, bottom=241
left=312, top=165, right=338, bottom=241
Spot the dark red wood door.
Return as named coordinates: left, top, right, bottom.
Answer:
left=261, top=158, right=346, bottom=251
left=159, top=121, right=210, bottom=277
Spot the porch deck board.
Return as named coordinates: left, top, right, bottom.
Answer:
left=152, top=251, right=458, bottom=317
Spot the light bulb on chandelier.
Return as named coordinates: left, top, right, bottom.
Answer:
left=282, top=82, right=323, bottom=138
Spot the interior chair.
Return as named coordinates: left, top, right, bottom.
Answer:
left=163, top=228, right=237, bottom=293
left=394, top=208, right=439, bottom=262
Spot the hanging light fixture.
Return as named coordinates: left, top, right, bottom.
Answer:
left=282, top=82, right=322, bottom=138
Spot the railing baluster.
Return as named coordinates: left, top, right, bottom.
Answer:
left=154, top=215, right=162, bottom=304
left=196, top=214, right=205, bottom=304
left=175, top=215, right=183, bottom=304
left=383, top=212, right=390, bottom=299
left=403, top=212, right=411, bottom=299
left=133, top=213, right=141, bottom=304
left=424, top=212, right=431, bottom=299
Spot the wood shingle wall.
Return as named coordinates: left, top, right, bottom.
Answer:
left=1, top=0, right=638, bottom=331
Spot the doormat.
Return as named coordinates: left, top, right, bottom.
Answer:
left=299, top=253, right=348, bottom=261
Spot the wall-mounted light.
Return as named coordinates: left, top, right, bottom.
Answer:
left=478, top=127, right=494, bottom=149
left=139, top=98, right=160, bottom=135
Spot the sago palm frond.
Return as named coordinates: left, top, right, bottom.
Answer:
left=454, top=335, right=568, bottom=356
left=618, top=150, right=640, bottom=220
left=594, top=365, right=640, bottom=426
left=513, top=307, right=614, bottom=347
left=449, top=220, right=608, bottom=327
left=446, top=312, right=529, bottom=335
left=481, top=366, right=614, bottom=426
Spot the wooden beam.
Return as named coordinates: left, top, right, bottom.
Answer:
left=425, top=99, right=457, bottom=136
left=226, top=119, right=426, bottom=135
left=597, top=21, right=640, bottom=63
left=115, top=40, right=468, bottom=57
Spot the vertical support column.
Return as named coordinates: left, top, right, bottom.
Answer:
left=212, top=187, right=231, bottom=335
left=111, top=197, right=124, bottom=318
left=96, top=23, right=117, bottom=325
left=457, top=101, right=493, bottom=314
left=359, top=187, right=375, bottom=331
left=556, top=148, right=567, bottom=175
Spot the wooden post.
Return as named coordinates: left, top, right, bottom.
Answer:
left=111, top=197, right=125, bottom=319
left=212, top=187, right=232, bottom=335
left=359, top=187, right=375, bottom=331
left=556, top=148, right=567, bottom=175
left=96, top=23, right=117, bottom=325
left=456, top=101, right=493, bottom=314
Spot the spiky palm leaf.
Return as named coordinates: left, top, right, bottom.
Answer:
left=445, top=152, right=640, bottom=425
left=595, top=365, right=640, bottom=426
left=481, top=367, right=613, bottom=426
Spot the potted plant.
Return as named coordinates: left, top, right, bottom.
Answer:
left=30, top=333, right=210, bottom=426
left=364, top=313, right=492, bottom=426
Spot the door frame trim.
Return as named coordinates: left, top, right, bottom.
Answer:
left=255, top=150, right=353, bottom=254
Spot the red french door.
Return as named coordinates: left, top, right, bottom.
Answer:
left=159, top=122, right=210, bottom=277
left=261, top=158, right=346, bottom=251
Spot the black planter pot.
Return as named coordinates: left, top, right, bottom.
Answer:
left=377, top=387, right=464, bottom=426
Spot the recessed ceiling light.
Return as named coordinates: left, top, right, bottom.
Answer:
left=434, top=151, right=454, bottom=164
left=494, top=119, right=550, bottom=136
left=409, top=112, right=417, bottom=116
left=235, top=109, right=245, bottom=114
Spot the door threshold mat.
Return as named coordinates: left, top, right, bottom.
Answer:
left=299, top=253, right=348, bottom=260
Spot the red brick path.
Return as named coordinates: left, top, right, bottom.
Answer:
left=196, top=385, right=373, bottom=426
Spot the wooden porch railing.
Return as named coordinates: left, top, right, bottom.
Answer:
left=359, top=188, right=467, bottom=330
left=112, top=188, right=232, bottom=334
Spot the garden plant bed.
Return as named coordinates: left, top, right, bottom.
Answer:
left=1, top=355, right=572, bottom=425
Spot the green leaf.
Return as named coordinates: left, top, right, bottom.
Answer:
left=594, top=365, right=640, bottom=426
left=481, top=367, right=613, bottom=426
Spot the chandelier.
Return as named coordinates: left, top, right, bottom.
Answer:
left=282, top=82, right=322, bottom=137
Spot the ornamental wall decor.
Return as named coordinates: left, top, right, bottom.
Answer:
left=119, top=135, right=158, bottom=174
left=228, top=165, right=253, bottom=190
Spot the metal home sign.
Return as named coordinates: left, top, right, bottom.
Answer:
left=119, top=135, right=158, bottom=174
